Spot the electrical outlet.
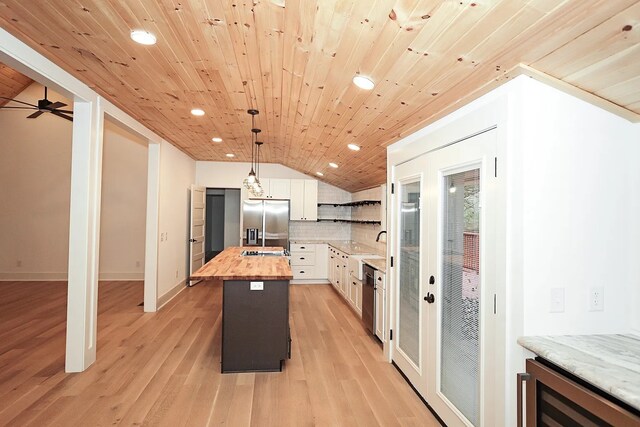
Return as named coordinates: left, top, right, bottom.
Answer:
left=160, top=233, right=164, bottom=242
left=590, top=287, right=604, bottom=311
left=550, top=288, right=565, bottom=313
left=16, top=260, right=22, bottom=267
left=136, top=261, right=140, bottom=268
left=175, top=269, right=178, bottom=279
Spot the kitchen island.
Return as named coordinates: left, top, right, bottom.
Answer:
left=191, top=246, right=293, bottom=373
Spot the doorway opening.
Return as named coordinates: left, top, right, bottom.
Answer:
left=98, top=117, right=148, bottom=310
left=205, top=188, right=240, bottom=262
left=0, top=64, right=72, bottom=377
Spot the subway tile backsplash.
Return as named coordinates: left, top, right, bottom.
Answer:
left=290, top=182, right=387, bottom=254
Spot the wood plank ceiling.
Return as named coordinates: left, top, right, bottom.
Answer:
left=0, top=0, right=638, bottom=192
left=0, top=63, right=32, bottom=107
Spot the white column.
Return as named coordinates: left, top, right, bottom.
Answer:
left=65, top=96, right=104, bottom=372
left=144, top=142, right=161, bottom=312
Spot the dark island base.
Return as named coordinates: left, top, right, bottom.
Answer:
left=221, top=279, right=291, bottom=373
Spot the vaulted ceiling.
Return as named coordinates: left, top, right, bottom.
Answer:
left=0, top=1, right=638, bottom=192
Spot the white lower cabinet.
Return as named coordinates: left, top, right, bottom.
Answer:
left=348, top=276, right=362, bottom=316
left=326, top=245, right=364, bottom=317
left=374, top=270, right=386, bottom=342
left=290, top=243, right=328, bottom=282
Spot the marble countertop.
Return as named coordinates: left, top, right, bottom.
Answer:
left=363, top=257, right=386, bottom=273
left=290, top=239, right=384, bottom=257
left=518, top=334, right=640, bottom=410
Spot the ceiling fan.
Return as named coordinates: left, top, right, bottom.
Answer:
left=0, top=86, right=73, bottom=121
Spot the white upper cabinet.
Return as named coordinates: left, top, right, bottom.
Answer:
left=269, top=178, right=291, bottom=199
left=290, top=180, right=304, bottom=219
left=248, top=178, right=291, bottom=199
left=290, top=179, right=317, bottom=221
left=303, top=180, right=318, bottom=221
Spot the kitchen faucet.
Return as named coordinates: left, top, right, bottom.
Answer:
left=375, top=230, right=387, bottom=242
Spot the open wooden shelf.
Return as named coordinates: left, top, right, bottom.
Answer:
left=317, top=218, right=382, bottom=225
left=317, top=200, right=381, bottom=207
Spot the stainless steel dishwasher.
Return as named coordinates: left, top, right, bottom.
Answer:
left=362, top=264, right=375, bottom=334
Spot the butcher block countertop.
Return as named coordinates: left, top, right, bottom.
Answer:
left=190, top=247, right=293, bottom=281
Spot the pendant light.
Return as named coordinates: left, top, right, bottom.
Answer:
left=251, top=141, right=264, bottom=197
left=243, top=109, right=259, bottom=190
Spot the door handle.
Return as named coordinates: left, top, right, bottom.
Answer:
left=424, top=293, right=435, bottom=303
left=429, top=275, right=435, bottom=285
left=517, top=372, right=530, bottom=427
left=189, top=238, right=197, bottom=243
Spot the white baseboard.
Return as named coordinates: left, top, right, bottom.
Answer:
left=158, top=279, right=187, bottom=309
left=98, top=272, right=144, bottom=281
left=0, top=272, right=144, bottom=281
left=0, top=272, right=68, bottom=281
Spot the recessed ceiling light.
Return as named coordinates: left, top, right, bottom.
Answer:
left=329, top=162, right=338, bottom=168
left=191, top=108, right=205, bottom=116
left=130, top=30, right=157, bottom=45
left=212, top=137, right=223, bottom=142
left=352, top=75, right=375, bottom=90
left=347, top=143, right=361, bottom=151
left=226, top=153, right=235, bottom=158
left=270, top=0, right=286, bottom=7
left=316, top=172, right=324, bottom=176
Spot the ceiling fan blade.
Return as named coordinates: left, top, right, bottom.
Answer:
left=48, top=101, right=66, bottom=109
left=0, top=106, right=37, bottom=110
left=49, top=110, right=73, bottom=122
left=52, top=109, right=73, bottom=114
left=0, top=96, right=38, bottom=107
left=27, top=110, right=44, bottom=119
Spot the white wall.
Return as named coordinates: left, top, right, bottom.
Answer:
left=0, top=83, right=152, bottom=282
left=516, top=78, right=640, bottom=336
left=99, top=119, right=148, bottom=280
left=196, top=161, right=313, bottom=186
left=157, top=141, right=196, bottom=299
left=0, top=82, right=72, bottom=280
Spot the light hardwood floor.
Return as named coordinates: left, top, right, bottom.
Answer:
left=0, top=280, right=440, bottom=426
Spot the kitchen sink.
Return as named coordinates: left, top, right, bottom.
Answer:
left=241, top=249, right=289, bottom=257
left=348, top=254, right=384, bottom=280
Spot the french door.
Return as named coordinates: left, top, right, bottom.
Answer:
left=392, top=156, right=427, bottom=391
left=424, top=130, right=497, bottom=427
left=392, top=129, right=497, bottom=426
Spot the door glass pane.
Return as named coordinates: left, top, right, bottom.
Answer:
left=441, top=169, right=480, bottom=426
left=398, top=181, right=420, bottom=365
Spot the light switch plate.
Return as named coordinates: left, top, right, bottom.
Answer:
left=250, top=281, right=264, bottom=291
left=550, top=288, right=565, bottom=313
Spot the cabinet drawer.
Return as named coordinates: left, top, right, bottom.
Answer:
left=292, top=267, right=315, bottom=279
left=291, top=253, right=315, bottom=266
left=291, top=243, right=314, bottom=253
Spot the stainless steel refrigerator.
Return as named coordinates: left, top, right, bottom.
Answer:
left=242, top=199, right=290, bottom=248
